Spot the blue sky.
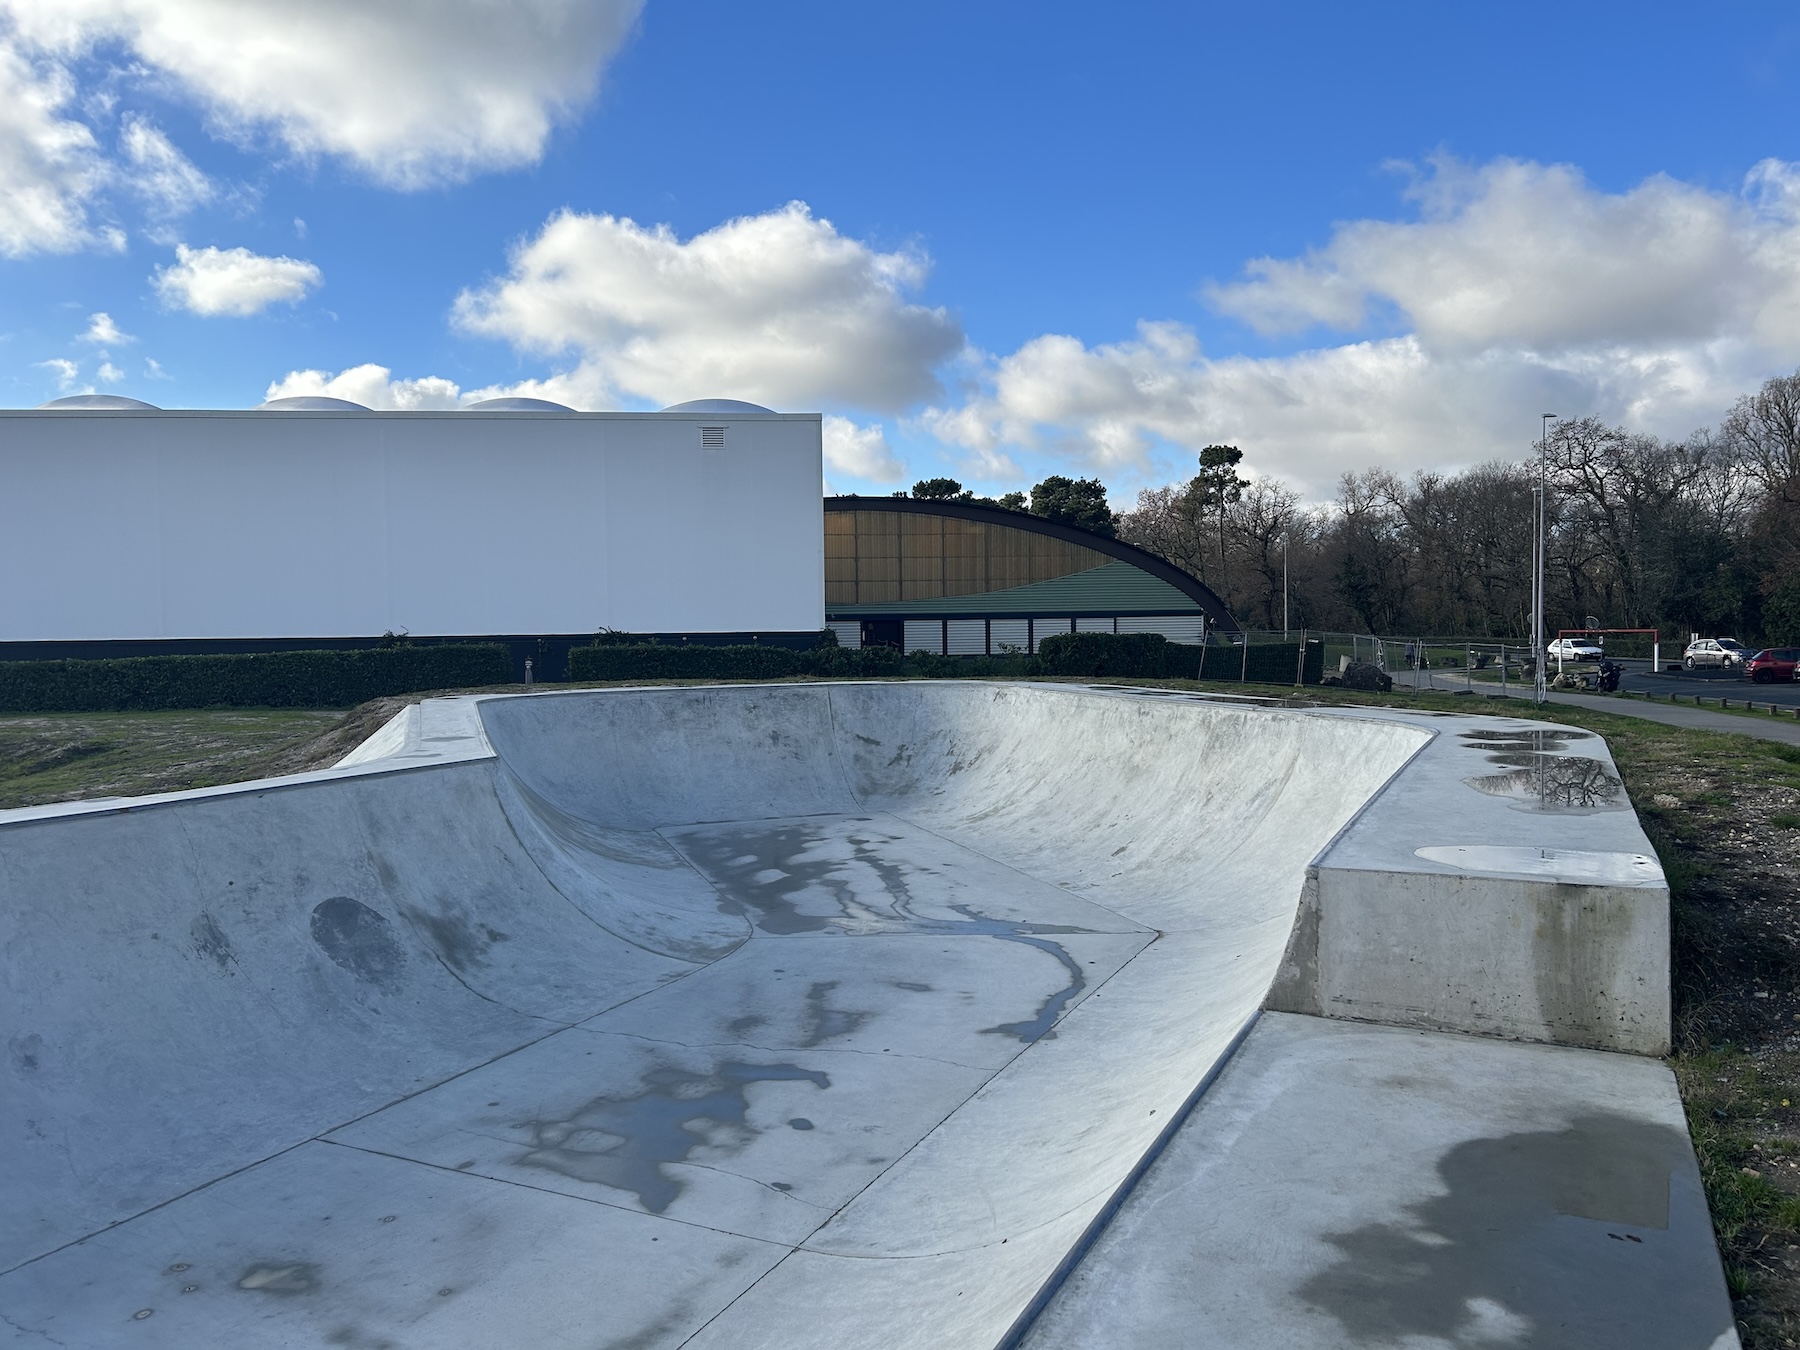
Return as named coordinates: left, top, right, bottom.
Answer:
left=5, top=2, right=1800, bottom=500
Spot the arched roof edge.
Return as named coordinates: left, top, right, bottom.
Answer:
left=824, top=496, right=1241, bottom=632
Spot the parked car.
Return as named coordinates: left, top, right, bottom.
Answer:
left=1684, top=638, right=1749, bottom=670
left=1747, top=648, right=1800, bottom=683
left=1547, top=637, right=1604, bottom=661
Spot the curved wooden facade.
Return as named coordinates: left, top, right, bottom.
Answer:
left=823, top=497, right=1237, bottom=650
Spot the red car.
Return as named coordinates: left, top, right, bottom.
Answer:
left=1748, top=647, right=1800, bottom=682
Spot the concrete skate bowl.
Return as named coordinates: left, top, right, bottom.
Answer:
left=0, top=682, right=1430, bottom=1348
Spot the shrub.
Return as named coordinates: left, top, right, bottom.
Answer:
left=0, top=644, right=511, bottom=713
left=1041, top=631, right=1323, bottom=684
left=565, top=643, right=906, bottom=682
left=1037, top=631, right=1176, bottom=678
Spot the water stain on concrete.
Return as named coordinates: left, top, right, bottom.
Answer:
left=190, top=912, right=236, bottom=971
left=1298, top=1113, right=1726, bottom=1349
left=802, top=980, right=872, bottom=1046
left=9, top=1032, right=44, bottom=1072
left=520, top=1060, right=830, bottom=1212
left=401, top=905, right=510, bottom=975
left=674, top=819, right=1095, bottom=1043
left=309, top=898, right=406, bottom=991
left=237, top=1262, right=320, bottom=1295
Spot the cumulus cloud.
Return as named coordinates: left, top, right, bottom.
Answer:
left=5, top=0, right=644, bottom=188
left=0, top=36, right=108, bottom=255
left=455, top=202, right=963, bottom=411
left=263, top=363, right=463, bottom=410
left=929, top=156, right=1800, bottom=499
left=80, top=311, right=131, bottom=344
left=1209, top=155, right=1800, bottom=353
left=823, top=415, right=904, bottom=483
left=97, top=360, right=123, bottom=382
left=154, top=243, right=321, bottom=316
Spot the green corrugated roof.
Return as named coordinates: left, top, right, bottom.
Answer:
left=827, top=561, right=1202, bottom=617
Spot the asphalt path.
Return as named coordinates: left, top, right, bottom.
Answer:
left=1389, top=663, right=1800, bottom=747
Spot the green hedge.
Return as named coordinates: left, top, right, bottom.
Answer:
left=566, top=634, right=1327, bottom=686
left=1036, top=631, right=1176, bottom=678
left=1040, top=631, right=1323, bottom=684
left=567, top=643, right=903, bottom=682
left=0, top=644, right=511, bottom=713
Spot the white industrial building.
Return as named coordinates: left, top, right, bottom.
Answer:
left=0, top=395, right=823, bottom=674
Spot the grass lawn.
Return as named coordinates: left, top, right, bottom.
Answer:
left=3, top=674, right=1796, bottom=1341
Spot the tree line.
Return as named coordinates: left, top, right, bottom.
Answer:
left=859, top=366, right=1799, bottom=644
left=1114, top=371, right=1800, bottom=644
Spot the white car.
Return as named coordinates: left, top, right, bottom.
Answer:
left=1683, top=638, right=1748, bottom=670
left=1547, top=637, right=1604, bottom=662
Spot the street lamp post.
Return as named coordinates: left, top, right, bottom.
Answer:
left=1282, top=532, right=1289, bottom=637
left=1534, top=413, right=1557, bottom=704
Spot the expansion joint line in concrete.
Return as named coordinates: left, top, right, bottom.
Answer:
left=990, top=1009, right=1263, bottom=1350
left=315, top=1138, right=813, bottom=1241
left=671, top=927, right=1183, bottom=1349
left=0, top=960, right=709, bottom=1282
left=571, top=1023, right=1000, bottom=1075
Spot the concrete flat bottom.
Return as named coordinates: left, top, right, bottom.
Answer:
left=1024, top=1012, right=1738, bottom=1350
left=0, top=684, right=1718, bottom=1346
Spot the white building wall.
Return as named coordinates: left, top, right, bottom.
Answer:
left=0, top=410, right=824, bottom=641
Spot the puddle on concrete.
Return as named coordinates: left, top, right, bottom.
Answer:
left=520, top=1060, right=830, bottom=1213
left=1465, top=756, right=1626, bottom=813
left=1298, top=1112, right=1725, bottom=1348
left=1459, top=728, right=1593, bottom=758
left=672, top=820, right=1096, bottom=1043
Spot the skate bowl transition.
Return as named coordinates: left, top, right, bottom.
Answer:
left=0, top=682, right=1697, bottom=1346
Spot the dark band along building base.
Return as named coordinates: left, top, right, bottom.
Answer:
left=824, top=495, right=1237, bottom=653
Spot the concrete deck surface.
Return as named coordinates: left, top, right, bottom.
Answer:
left=0, top=682, right=1730, bottom=1347
left=1024, top=1012, right=1736, bottom=1350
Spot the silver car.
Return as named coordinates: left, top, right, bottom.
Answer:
left=1683, top=638, right=1749, bottom=670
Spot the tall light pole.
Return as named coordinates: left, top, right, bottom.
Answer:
left=1534, top=413, right=1557, bottom=704
left=1282, top=532, right=1289, bottom=636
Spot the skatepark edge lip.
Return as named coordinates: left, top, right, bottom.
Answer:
left=0, top=680, right=1681, bottom=1347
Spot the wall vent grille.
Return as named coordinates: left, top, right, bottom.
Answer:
left=701, top=426, right=726, bottom=448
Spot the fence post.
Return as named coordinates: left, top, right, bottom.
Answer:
left=1240, top=634, right=1249, bottom=683
left=1196, top=623, right=1208, bottom=681
left=1294, top=631, right=1306, bottom=686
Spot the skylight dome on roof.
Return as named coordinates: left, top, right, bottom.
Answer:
left=661, top=398, right=775, bottom=413
left=464, top=397, right=573, bottom=411
left=36, top=395, right=161, bottom=410
left=255, top=396, right=370, bottom=411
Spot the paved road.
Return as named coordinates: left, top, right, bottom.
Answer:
left=1393, top=666, right=1800, bottom=746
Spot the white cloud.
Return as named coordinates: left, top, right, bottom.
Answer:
left=264, top=363, right=462, bottom=410
left=154, top=243, right=321, bottom=316
left=5, top=0, right=644, bottom=188
left=1208, top=155, right=1800, bottom=354
left=119, top=113, right=211, bottom=215
left=35, top=357, right=81, bottom=391
left=928, top=157, right=1800, bottom=500
left=97, top=359, right=122, bottom=382
left=823, top=415, right=904, bottom=483
left=454, top=202, right=963, bottom=412
left=0, top=36, right=108, bottom=256
left=79, top=311, right=131, bottom=344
